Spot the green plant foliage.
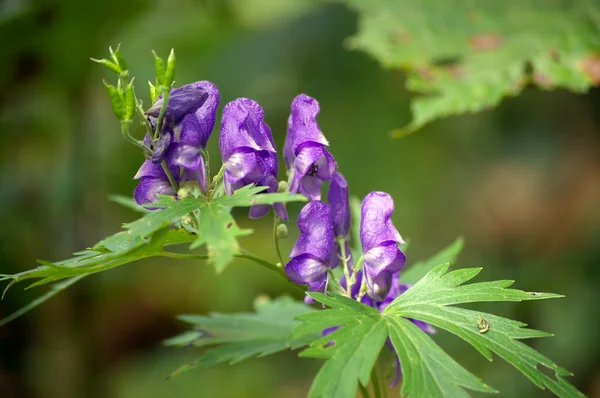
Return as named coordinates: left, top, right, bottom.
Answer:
left=189, top=186, right=306, bottom=272
left=292, top=264, right=584, bottom=398
left=0, top=188, right=306, bottom=325
left=399, top=237, right=463, bottom=284
left=165, top=296, right=316, bottom=378
left=340, top=0, right=600, bottom=136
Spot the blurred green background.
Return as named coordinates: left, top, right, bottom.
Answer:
left=1, top=0, right=600, bottom=397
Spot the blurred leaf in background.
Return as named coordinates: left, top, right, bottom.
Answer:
left=340, top=0, right=600, bottom=136
left=1, top=0, right=600, bottom=397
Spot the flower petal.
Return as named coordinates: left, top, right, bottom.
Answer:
left=328, top=172, right=350, bottom=238
left=133, top=177, right=175, bottom=205
left=224, top=150, right=268, bottom=185
left=284, top=254, right=329, bottom=291
left=363, top=242, right=406, bottom=278
left=181, top=155, right=207, bottom=191
left=133, top=159, right=177, bottom=180
left=299, top=175, right=322, bottom=201
left=166, top=143, right=201, bottom=171
left=360, top=191, right=404, bottom=252
left=285, top=94, right=329, bottom=157
left=289, top=201, right=334, bottom=262
left=219, top=98, right=276, bottom=161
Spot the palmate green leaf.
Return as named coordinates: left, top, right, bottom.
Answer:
left=190, top=203, right=252, bottom=273
left=165, top=296, right=315, bottom=378
left=293, top=264, right=584, bottom=398
left=109, top=194, right=151, bottom=213
left=189, top=185, right=306, bottom=272
left=293, top=294, right=390, bottom=398
left=0, top=228, right=194, bottom=325
left=340, top=0, right=600, bottom=136
left=400, top=237, right=464, bottom=284
left=1, top=187, right=307, bottom=325
left=386, top=264, right=584, bottom=397
left=216, top=184, right=308, bottom=207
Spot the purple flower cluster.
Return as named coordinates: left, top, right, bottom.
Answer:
left=134, top=81, right=219, bottom=204
left=280, top=96, right=434, bottom=386
left=134, top=85, right=324, bottom=221
left=132, top=84, right=432, bottom=385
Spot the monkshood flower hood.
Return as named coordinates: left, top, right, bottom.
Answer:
left=220, top=98, right=287, bottom=221
left=284, top=94, right=337, bottom=201
left=134, top=81, right=219, bottom=204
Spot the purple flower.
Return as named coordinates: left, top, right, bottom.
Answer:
left=328, top=172, right=350, bottom=238
left=133, top=160, right=178, bottom=205
left=284, top=94, right=337, bottom=200
left=134, top=81, right=220, bottom=205
left=220, top=98, right=287, bottom=221
left=360, top=192, right=406, bottom=301
left=285, top=201, right=335, bottom=303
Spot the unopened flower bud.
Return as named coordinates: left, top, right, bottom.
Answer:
left=148, top=80, right=159, bottom=103
left=177, top=184, right=194, bottom=199
left=152, top=50, right=166, bottom=86
left=124, top=78, right=136, bottom=120
left=109, top=44, right=128, bottom=73
left=181, top=214, right=194, bottom=226
left=165, top=49, right=176, bottom=87
left=91, top=58, right=122, bottom=74
left=276, top=223, right=288, bottom=239
left=277, top=180, right=289, bottom=193
left=103, top=81, right=125, bottom=119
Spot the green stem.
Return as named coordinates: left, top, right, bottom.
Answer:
left=371, top=366, right=383, bottom=398
left=358, top=383, right=371, bottom=398
left=208, top=163, right=226, bottom=200
left=136, top=101, right=154, bottom=136
left=356, top=274, right=368, bottom=302
left=380, top=365, right=388, bottom=398
left=160, top=250, right=303, bottom=291
left=153, top=87, right=171, bottom=140
left=327, top=269, right=346, bottom=294
left=273, top=216, right=285, bottom=267
left=350, top=255, right=364, bottom=285
left=160, top=160, right=179, bottom=192
left=121, top=121, right=154, bottom=154
left=337, top=237, right=351, bottom=295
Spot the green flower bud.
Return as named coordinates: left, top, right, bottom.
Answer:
left=124, top=78, right=136, bottom=120
left=277, top=180, right=289, bottom=193
left=91, top=58, right=122, bottom=75
left=181, top=214, right=194, bottom=227
left=103, top=80, right=124, bottom=119
left=177, top=184, right=194, bottom=199
left=148, top=80, right=159, bottom=103
left=165, top=48, right=176, bottom=87
left=152, top=50, right=166, bottom=86
left=109, top=44, right=127, bottom=73
left=276, top=224, right=288, bottom=239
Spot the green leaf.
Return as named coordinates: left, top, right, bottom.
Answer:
left=190, top=202, right=252, bottom=273
left=165, top=296, right=315, bottom=378
left=188, top=186, right=306, bottom=273
left=124, top=196, right=206, bottom=239
left=109, top=194, right=151, bottom=213
left=387, top=316, right=497, bottom=397
left=216, top=184, right=307, bottom=207
left=400, top=237, right=464, bottom=284
left=340, top=0, right=600, bottom=136
left=0, top=275, right=86, bottom=327
left=0, top=228, right=195, bottom=326
left=386, top=264, right=582, bottom=397
left=294, top=294, right=388, bottom=398
left=293, top=265, right=584, bottom=398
